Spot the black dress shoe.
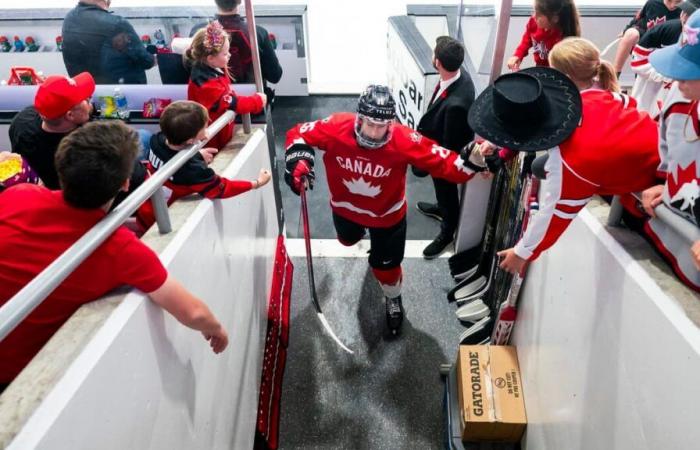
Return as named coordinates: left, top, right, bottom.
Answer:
left=423, top=232, right=454, bottom=259
left=416, top=202, right=443, bottom=222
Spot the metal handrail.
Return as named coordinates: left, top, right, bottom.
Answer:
left=240, top=0, right=264, bottom=133
left=489, top=0, right=513, bottom=83
left=245, top=0, right=265, bottom=93
left=0, top=111, right=235, bottom=342
left=630, top=193, right=700, bottom=243
left=654, top=204, right=700, bottom=243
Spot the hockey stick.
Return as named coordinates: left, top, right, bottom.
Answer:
left=447, top=168, right=509, bottom=301
left=491, top=177, right=540, bottom=345
left=490, top=273, right=523, bottom=345
left=448, top=169, right=505, bottom=279
left=449, top=159, right=521, bottom=302
left=300, top=181, right=354, bottom=354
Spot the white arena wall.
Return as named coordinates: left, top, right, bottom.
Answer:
left=2, top=130, right=279, bottom=450
left=513, top=207, right=700, bottom=450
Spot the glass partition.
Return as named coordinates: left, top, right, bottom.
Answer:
left=0, top=3, right=308, bottom=96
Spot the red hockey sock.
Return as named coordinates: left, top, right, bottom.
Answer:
left=372, top=266, right=402, bottom=298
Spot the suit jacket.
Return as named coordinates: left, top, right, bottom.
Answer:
left=417, top=72, right=476, bottom=153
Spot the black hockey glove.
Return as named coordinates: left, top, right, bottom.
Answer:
left=459, top=142, right=507, bottom=175
left=284, top=144, right=315, bottom=195
left=485, top=153, right=504, bottom=175
left=459, top=142, right=489, bottom=173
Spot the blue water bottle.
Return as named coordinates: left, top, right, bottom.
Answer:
left=113, top=88, right=129, bottom=120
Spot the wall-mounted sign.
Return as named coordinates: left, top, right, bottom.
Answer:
left=386, top=23, right=439, bottom=130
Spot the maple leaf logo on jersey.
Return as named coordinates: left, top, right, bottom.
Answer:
left=531, top=40, right=549, bottom=60
left=667, top=161, right=699, bottom=213
left=343, top=177, right=382, bottom=197
left=646, top=16, right=666, bottom=31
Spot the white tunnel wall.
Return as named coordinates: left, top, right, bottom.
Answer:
left=513, top=209, right=700, bottom=450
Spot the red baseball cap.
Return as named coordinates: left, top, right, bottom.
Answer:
left=34, top=72, right=95, bottom=120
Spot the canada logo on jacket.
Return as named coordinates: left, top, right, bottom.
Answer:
left=667, top=161, right=700, bottom=214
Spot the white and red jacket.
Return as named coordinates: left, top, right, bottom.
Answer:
left=514, top=89, right=660, bottom=261
left=630, top=44, right=673, bottom=117
left=286, top=113, right=476, bottom=228
left=644, top=83, right=700, bottom=290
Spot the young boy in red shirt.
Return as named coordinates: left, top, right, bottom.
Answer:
left=0, top=121, right=228, bottom=392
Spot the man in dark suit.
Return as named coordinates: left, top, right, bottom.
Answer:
left=415, top=36, right=475, bottom=258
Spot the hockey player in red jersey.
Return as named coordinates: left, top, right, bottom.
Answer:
left=284, top=85, right=489, bottom=334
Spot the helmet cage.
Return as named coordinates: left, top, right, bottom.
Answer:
left=354, top=114, right=394, bottom=149
left=355, top=85, right=397, bottom=149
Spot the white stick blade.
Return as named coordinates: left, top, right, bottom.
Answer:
left=317, top=313, right=354, bottom=354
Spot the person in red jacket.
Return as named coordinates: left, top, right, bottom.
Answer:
left=186, top=20, right=266, bottom=150
left=508, top=0, right=580, bottom=71
left=476, top=45, right=660, bottom=275
left=284, top=85, right=491, bottom=334
left=136, top=100, right=270, bottom=229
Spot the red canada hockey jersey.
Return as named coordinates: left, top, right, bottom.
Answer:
left=513, top=16, right=564, bottom=67
left=188, top=63, right=264, bottom=150
left=286, top=113, right=476, bottom=228
left=514, top=89, right=660, bottom=261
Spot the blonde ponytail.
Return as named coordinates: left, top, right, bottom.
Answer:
left=596, top=60, right=620, bottom=93
left=549, top=37, right=618, bottom=92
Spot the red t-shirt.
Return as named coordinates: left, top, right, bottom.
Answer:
left=0, top=185, right=168, bottom=382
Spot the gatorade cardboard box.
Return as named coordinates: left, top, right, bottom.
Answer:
left=456, top=345, right=527, bottom=443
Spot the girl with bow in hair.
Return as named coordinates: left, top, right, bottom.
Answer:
left=186, top=21, right=266, bottom=150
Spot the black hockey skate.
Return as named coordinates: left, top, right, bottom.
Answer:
left=385, top=295, right=404, bottom=335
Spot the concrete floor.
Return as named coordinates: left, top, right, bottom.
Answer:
left=279, top=257, right=465, bottom=450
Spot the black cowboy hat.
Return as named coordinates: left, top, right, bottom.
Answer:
left=468, top=67, right=582, bottom=152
